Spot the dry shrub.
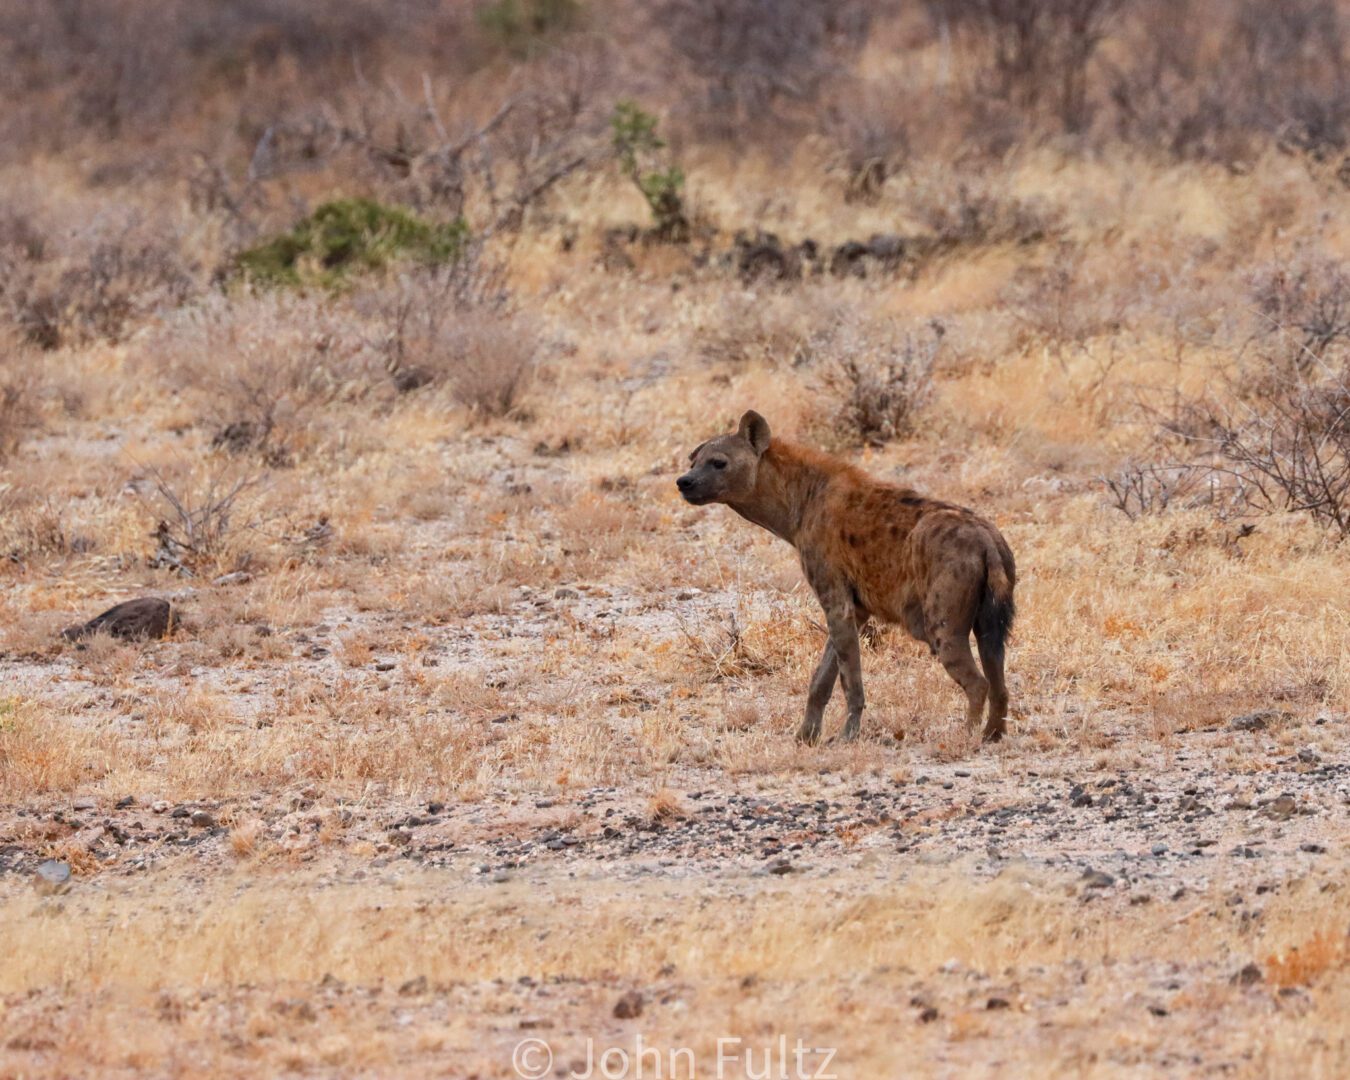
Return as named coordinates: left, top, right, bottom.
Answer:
left=1108, top=0, right=1350, bottom=167
left=818, top=322, right=943, bottom=447
left=432, top=310, right=539, bottom=418
left=697, top=289, right=833, bottom=368
left=137, top=461, right=266, bottom=576
left=152, top=292, right=381, bottom=461
left=1002, top=244, right=1136, bottom=357
left=368, top=262, right=537, bottom=418
left=822, top=76, right=912, bottom=202
left=1101, top=461, right=1225, bottom=521
left=0, top=350, right=40, bottom=460
left=905, top=170, right=1058, bottom=251
left=651, top=0, right=874, bottom=142
left=645, top=788, right=688, bottom=824
left=1, top=210, right=194, bottom=350
left=1247, top=254, right=1350, bottom=382
left=932, top=0, right=1126, bottom=133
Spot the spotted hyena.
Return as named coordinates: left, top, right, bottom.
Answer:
left=677, top=411, right=1016, bottom=744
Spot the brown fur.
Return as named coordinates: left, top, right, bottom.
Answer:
left=678, top=411, right=1016, bottom=744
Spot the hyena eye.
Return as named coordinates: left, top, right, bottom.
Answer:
left=711, top=459, right=728, bottom=470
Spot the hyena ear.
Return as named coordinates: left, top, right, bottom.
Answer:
left=737, top=410, right=771, bottom=456
left=687, top=440, right=708, bottom=464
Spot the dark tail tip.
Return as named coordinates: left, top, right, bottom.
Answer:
left=975, top=589, right=1015, bottom=667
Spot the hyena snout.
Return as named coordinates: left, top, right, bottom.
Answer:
left=676, top=471, right=715, bottom=505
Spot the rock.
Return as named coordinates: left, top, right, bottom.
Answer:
left=1229, top=710, right=1274, bottom=732
left=1080, top=869, right=1115, bottom=890
left=62, top=598, right=174, bottom=642
left=613, top=990, right=645, bottom=1019
left=1231, top=963, right=1263, bottom=987
left=398, top=975, right=428, bottom=996
left=272, top=998, right=316, bottom=1022
left=189, top=810, right=216, bottom=828
left=212, top=571, right=253, bottom=587
left=34, top=860, right=72, bottom=895
left=1262, top=795, right=1297, bottom=821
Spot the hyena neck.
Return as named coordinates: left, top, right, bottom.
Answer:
left=728, top=440, right=836, bottom=546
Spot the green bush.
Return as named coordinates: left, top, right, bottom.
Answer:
left=610, top=101, right=689, bottom=241
left=235, top=199, right=469, bottom=288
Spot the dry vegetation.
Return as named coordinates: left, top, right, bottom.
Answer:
left=1, top=1, right=1348, bottom=1077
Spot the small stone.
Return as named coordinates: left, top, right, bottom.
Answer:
left=613, top=990, right=645, bottom=1019
left=1231, top=963, right=1263, bottom=987
left=1080, top=870, right=1115, bottom=889
left=189, top=810, right=215, bottom=828
left=272, top=999, right=316, bottom=1022
left=1263, top=795, right=1297, bottom=821
left=1229, top=710, right=1273, bottom=732
left=35, top=860, right=72, bottom=895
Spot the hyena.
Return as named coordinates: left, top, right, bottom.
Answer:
left=677, top=411, right=1016, bottom=744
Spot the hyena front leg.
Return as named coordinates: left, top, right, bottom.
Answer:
left=830, top=614, right=865, bottom=741
left=797, top=640, right=838, bottom=745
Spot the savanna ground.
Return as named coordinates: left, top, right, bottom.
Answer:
left=1, top=2, right=1349, bottom=1077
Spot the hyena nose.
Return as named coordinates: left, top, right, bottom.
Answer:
left=676, top=475, right=694, bottom=492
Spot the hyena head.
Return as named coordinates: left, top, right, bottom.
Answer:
left=676, top=410, right=771, bottom=506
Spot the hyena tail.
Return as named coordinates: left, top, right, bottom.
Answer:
left=974, top=539, right=1015, bottom=671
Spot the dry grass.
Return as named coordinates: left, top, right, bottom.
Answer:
left=2, top=3, right=1350, bottom=1076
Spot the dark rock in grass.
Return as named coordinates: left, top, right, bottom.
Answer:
left=1229, top=710, right=1274, bottom=732
left=1231, top=963, right=1263, bottom=987
left=63, top=598, right=174, bottom=642
left=1080, top=869, right=1115, bottom=889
